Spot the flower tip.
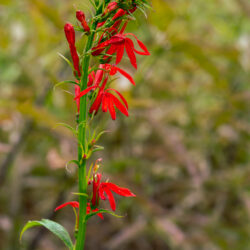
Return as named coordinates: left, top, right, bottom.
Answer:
left=76, top=10, right=85, bottom=19
left=64, top=22, right=74, bottom=31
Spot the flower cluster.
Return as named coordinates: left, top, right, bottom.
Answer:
left=58, top=0, right=150, bottom=237
left=64, top=1, right=150, bottom=120
left=57, top=0, right=150, bottom=220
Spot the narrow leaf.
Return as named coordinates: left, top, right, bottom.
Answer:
left=20, top=219, right=74, bottom=250
left=85, top=209, right=124, bottom=221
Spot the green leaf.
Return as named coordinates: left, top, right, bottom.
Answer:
left=86, top=162, right=94, bottom=183
left=95, top=130, right=108, bottom=142
left=20, top=219, right=74, bottom=250
left=58, top=53, right=77, bottom=75
left=54, top=123, right=78, bottom=136
left=66, top=160, right=80, bottom=172
left=53, top=80, right=79, bottom=91
left=92, top=146, right=104, bottom=153
left=85, top=209, right=124, bottom=221
left=72, top=192, right=88, bottom=197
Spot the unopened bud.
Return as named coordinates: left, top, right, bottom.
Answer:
left=64, top=23, right=75, bottom=45
left=76, top=10, right=90, bottom=33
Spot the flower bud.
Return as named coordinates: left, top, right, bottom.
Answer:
left=104, top=2, right=118, bottom=15
left=76, top=10, right=90, bottom=33
left=64, top=23, right=75, bottom=45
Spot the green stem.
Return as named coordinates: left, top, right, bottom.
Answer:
left=75, top=4, right=104, bottom=249
left=75, top=38, right=93, bottom=250
left=75, top=24, right=98, bottom=250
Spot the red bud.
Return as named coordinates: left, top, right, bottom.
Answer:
left=104, top=2, right=118, bottom=15
left=76, top=10, right=90, bottom=33
left=64, top=23, right=75, bottom=45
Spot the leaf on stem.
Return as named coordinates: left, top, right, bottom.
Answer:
left=20, top=219, right=74, bottom=250
left=54, top=123, right=78, bottom=137
left=85, top=209, right=124, bottom=221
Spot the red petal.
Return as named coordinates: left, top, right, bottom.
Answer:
left=103, top=44, right=118, bottom=61
left=125, top=33, right=150, bottom=55
left=94, top=65, right=105, bottom=86
left=87, top=71, right=95, bottom=86
left=106, top=88, right=128, bottom=109
left=116, top=67, right=135, bottom=85
left=109, top=20, right=122, bottom=35
left=107, top=95, right=116, bottom=120
left=119, top=22, right=128, bottom=34
left=91, top=173, right=101, bottom=207
left=103, top=186, right=116, bottom=211
left=125, top=39, right=137, bottom=69
left=109, top=35, right=125, bottom=44
left=89, top=92, right=103, bottom=114
left=112, top=9, right=126, bottom=20
left=92, top=208, right=104, bottom=219
left=74, top=86, right=96, bottom=100
left=75, top=85, right=80, bottom=112
left=97, top=21, right=106, bottom=28
left=108, top=93, right=128, bottom=117
left=92, top=46, right=105, bottom=56
left=105, top=183, right=136, bottom=197
left=102, top=94, right=108, bottom=112
left=116, top=43, right=125, bottom=65
left=99, top=185, right=106, bottom=200
left=55, top=201, right=79, bottom=211
left=97, top=213, right=104, bottom=219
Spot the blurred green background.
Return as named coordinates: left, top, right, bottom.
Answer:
left=0, top=0, right=250, bottom=249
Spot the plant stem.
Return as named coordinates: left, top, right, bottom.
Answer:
left=76, top=5, right=103, bottom=249
left=75, top=25, right=97, bottom=250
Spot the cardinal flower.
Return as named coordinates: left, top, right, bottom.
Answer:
left=87, top=64, right=135, bottom=87
left=64, top=23, right=81, bottom=77
left=92, top=23, right=150, bottom=69
left=91, top=173, right=136, bottom=211
left=55, top=201, right=103, bottom=219
left=74, top=76, right=129, bottom=120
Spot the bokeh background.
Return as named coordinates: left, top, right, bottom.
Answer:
left=1, top=0, right=250, bottom=249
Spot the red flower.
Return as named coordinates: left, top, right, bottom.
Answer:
left=64, top=23, right=81, bottom=77
left=92, top=23, right=150, bottom=69
left=74, top=76, right=129, bottom=120
left=76, top=10, right=90, bottom=33
left=87, top=64, right=135, bottom=86
left=104, top=64, right=135, bottom=85
left=55, top=201, right=103, bottom=219
left=91, top=174, right=136, bottom=211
